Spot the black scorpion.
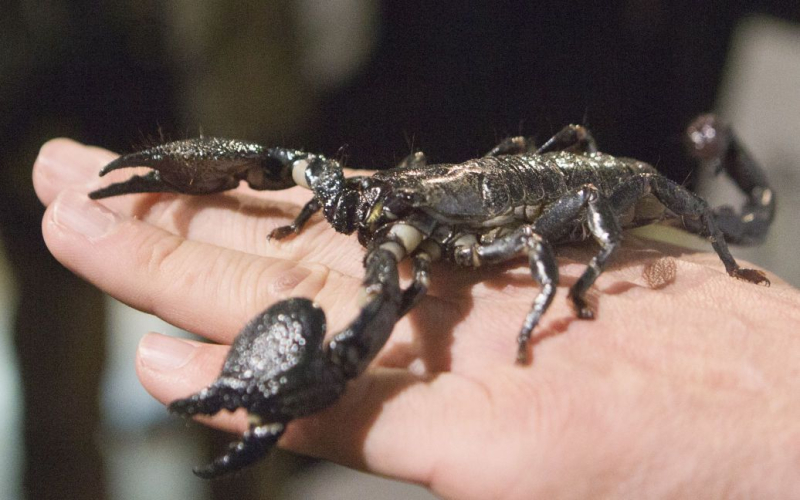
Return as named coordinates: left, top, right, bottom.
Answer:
left=90, top=114, right=774, bottom=478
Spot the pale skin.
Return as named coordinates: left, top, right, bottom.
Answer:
left=34, top=138, right=800, bottom=499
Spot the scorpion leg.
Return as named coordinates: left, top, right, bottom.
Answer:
left=398, top=248, right=436, bottom=317
left=536, top=124, right=597, bottom=155
left=686, top=114, right=775, bottom=245
left=610, top=174, right=769, bottom=285
left=397, top=151, right=428, bottom=168
left=454, top=228, right=558, bottom=363
left=486, top=124, right=596, bottom=157
left=533, top=185, right=622, bottom=318
left=486, top=136, right=538, bottom=156
left=268, top=198, right=322, bottom=240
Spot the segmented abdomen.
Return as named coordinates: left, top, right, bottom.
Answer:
left=374, top=152, right=656, bottom=226
left=512, top=152, right=656, bottom=202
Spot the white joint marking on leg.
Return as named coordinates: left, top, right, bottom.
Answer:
left=388, top=223, right=424, bottom=253
left=454, top=234, right=478, bottom=247
left=292, top=159, right=310, bottom=189
left=379, top=241, right=406, bottom=261
left=418, top=239, right=442, bottom=261
left=418, top=272, right=431, bottom=288
left=453, top=234, right=480, bottom=267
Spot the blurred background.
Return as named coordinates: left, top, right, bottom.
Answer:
left=1, top=1, right=798, bottom=499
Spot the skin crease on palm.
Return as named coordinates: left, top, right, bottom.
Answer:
left=34, top=138, right=800, bottom=499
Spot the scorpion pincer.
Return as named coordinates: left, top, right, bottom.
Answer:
left=90, top=114, right=773, bottom=477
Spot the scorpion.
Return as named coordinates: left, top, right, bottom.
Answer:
left=89, top=114, right=774, bottom=478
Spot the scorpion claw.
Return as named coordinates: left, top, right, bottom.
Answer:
left=168, top=385, right=226, bottom=417
left=98, top=150, right=161, bottom=176
left=169, top=298, right=347, bottom=477
left=89, top=170, right=178, bottom=199
left=192, top=423, right=285, bottom=479
left=89, top=138, right=287, bottom=199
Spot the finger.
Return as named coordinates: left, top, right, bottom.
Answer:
left=135, top=332, right=488, bottom=489
left=33, top=138, right=118, bottom=206
left=41, top=189, right=483, bottom=367
left=42, top=189, right=347, bottom=342
left=135, top=334, right=247, bottom=431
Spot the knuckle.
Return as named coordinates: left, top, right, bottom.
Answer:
left=252, top=261, right=331, bottom=308
left=138, top=229, right=187, bottom=279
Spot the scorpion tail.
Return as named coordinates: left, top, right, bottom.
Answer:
left=686, top=114, right=775, bottom=245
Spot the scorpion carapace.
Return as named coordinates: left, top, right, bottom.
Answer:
left=90, top=114, right=774, bottom=478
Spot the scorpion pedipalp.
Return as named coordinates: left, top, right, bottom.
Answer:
left=89, top=138, right=309, bottom=199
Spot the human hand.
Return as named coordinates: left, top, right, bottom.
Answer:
left=35, top=139, right=800, bottom=498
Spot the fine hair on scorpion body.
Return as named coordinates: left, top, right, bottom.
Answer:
left=89, top=114, right=774, bottom=478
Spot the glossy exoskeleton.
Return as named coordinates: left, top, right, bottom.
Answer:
left=89, top=114, right=774, bottom=478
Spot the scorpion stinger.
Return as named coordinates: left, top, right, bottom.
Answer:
left=686, top=114, right=775, bottom=245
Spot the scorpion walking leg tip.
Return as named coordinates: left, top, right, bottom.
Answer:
left=574, top=302, right=595, bottom=320
left=732, top=268, right=770, bottom=287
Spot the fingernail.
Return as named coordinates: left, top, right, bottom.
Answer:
left=52, top=190, right=120, bottom=239
left=139, top=333, right=197, bottom=371
left=35, top=139, right=96, bottom=186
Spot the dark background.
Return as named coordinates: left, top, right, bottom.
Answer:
left=1, top=1, right=798, bottom=499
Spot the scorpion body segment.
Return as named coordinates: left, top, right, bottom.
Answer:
left=363, top=152, right=660, bottom=235
left=90, top=114, right=774, bottom=477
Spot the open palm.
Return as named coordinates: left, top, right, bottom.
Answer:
left=35, top=139, right=800, bottom=498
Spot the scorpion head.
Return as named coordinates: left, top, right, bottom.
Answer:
left=357, top=178, right=423, bottom=237
left=168, top=298, right=347, bottom=478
